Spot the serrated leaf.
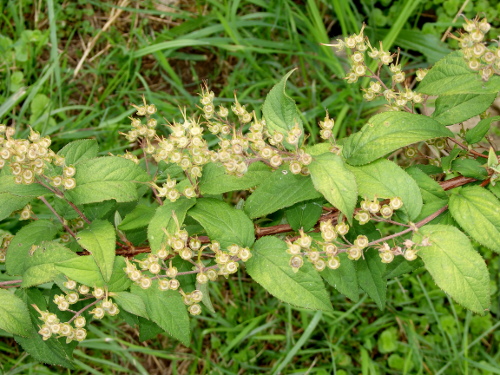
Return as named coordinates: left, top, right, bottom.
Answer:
left=384, top=256, right=424, bottom=279
left=321, top=253, right=359, bottom=302
left=77, top=219, right=116, bottom=282
left=449, top=186, right=500, bottom=253
left=131, top=284, right=190, bottom=346
left=244, top=167, right=321, bottom=219
left=57, top=139, right=99, bottom=165
left=118, top=204, right=156, bottom=230
left=417, top=51, right=500, bottom=95
left=0, top=192, right=32, bottom=221
left=0, top=176, right=50, bottom=197
left=432, top=94, right=497, bottom=126
left=262, top=69, right=304, bottom=149
left=148, top=198, right=196, bottom=253
left=406, top=166, right=448, bottom=203
left=21, top=242, right=78, bottom=288
left=246, top=236, right=333, bottom=312
left=6, top=220, right=60, bottom=275
left=138, top=317, right=164, bottom=342
left=414, top=224, right=490, bottom=314
left=0, top=289, right=31, bottom=337
left=55, top=256, right=105, bottom=287
left=64, top=156, right=149, bottom=205
left=285, top=201, right=323, bottom=232
left=105, top=256, right=132, bottom=292
left=451, top=159, right=488, bottom=180
left=199, top=162, right=271, bottom=195
left=308, top=153, right=357, bottom=221
left=343, top=112, right=453, bottom=166
left=114, top=292, right=150, bottom=319
left=348, top=159, right=423, bottom=220
left=355, top=249, right=386, bottom=310
left=466, top=116, right=500, bottom=144
left=189, top=198, right=254, bottom=248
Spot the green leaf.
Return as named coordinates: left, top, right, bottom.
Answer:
left=384, top=256, right=424, bottom=279
left=118, top=204, right=157, bottom=231
left=0, top=176, right=50, bottom=197
left=321, top=253, right=359, bottom=302
left=414, top=224, right=490, bottom=314
left=64, top=156, right=150, bottom=205
left=348, top=159, right=423, bottom=220
left=406, top=166, right=448, bottom=203
left=466, top=116, right=500, bottom=144
left=77, top=219, right=116, bottom=282
left=343, top=112, right=453, bottom=166
left=245, top=167, right=321, bottom=219
left=246, top=236, right=333, bottom=312
left=148, top=198, right=196, bottom=253
left=189, top=198, right=254, bottom=248
left=114, top=292, right=150, bottom=319
left=355, top=249, right=387, bottom=310
left=449, top=186, right=500, bottom=253
left=105, top=256, right=132, bottom=292
left=0, top=193, right=32, bottom=221
left=417, top=51, right=500, bottom=95
left=285, top=201, right=323, bottom=232
left=131, top=284, right=190, bottom=346
left=137, top=317, right=164, bottom=342
left=441, top=147, right=461, bottom=172
left=0, top=289, right=31, bottom=337
left=451, top=158, right=488, bottom=180
left=432, top=94, right=497, bottom=126
left=262, top=69, right=304, bottom=149
left=6, top=220, right=60, bottom=275
left=57, top=139, right=99, bottom=165
left=309, top=153, right=357, bottom=222
left=21, top=242, right=78, bottom=288
left=199, top=162, right=271, bottom=195
left=55, top=256, right=105, bottom=287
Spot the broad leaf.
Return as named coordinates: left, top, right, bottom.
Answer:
left=64, top=156, right=149, bottom=205
left=0, top=289, right=31, bottom=337
left=246, top=236, right=333, bottom=312
left=189, top=198, right=254, bottom=248
left=417, top=51, right=500, bottom=95
left=262, top=69, right=304, bottom=149
left=0, top=193, right=32, bottom=221
left=118, top=204, right=156, bottom=230
left=114, top=292, right=150, bottom=319
left=432, top=94, right=497, bottom=126
left=343, top=112, right=453, bottom=166
left=414, top=224, right=490, bottom=314
left=0, top=175, right=49, bottom=197
left=57, top=139, right=99, bottom=165
left=131, top=284, right=190, bottom=346
left=406, top=166, right=448, bottom=203
left=199, top=162, right=271, bottom=195
left=449, top=186, right=500, bottom=253
left=6, top=220, right=60, bottom=275
left=77, top=219, right=116, bottom=282
left=105, top=256, right=132, bottom=292
left=348, top=159, right=423, bottom=220
left=245, top=167, right=322, bottom=219
left=148, top=198, right=196, bottom=253
left=466, top=116, right=500, bottom=144
left=384, top=256, right=424, bottom=279
left=21, top=242, right=78, bottom=288
left=309, top=153, right=357, bottom=221
left=355, top=249, right=386, bottom=310
left=55, top=256, right=105, bottom=287
left=285, top=201, right=323, bottom=232
left=321, top=253, right=359, bottom=302
left=451, top=159, right=488, bottom=180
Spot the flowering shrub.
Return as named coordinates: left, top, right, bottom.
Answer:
left=0, top=17, right=499, bottom=368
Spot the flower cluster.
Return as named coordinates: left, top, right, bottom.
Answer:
left=0, top=125, right=76, bottom=189
left=458, top=17, right=500, bottom=81
left=355, top=197, right=404, bottom=224
left=325, top=27, right=426, bottom=111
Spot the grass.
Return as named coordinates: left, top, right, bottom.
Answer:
left=0, top=0, right=499, bottom=374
